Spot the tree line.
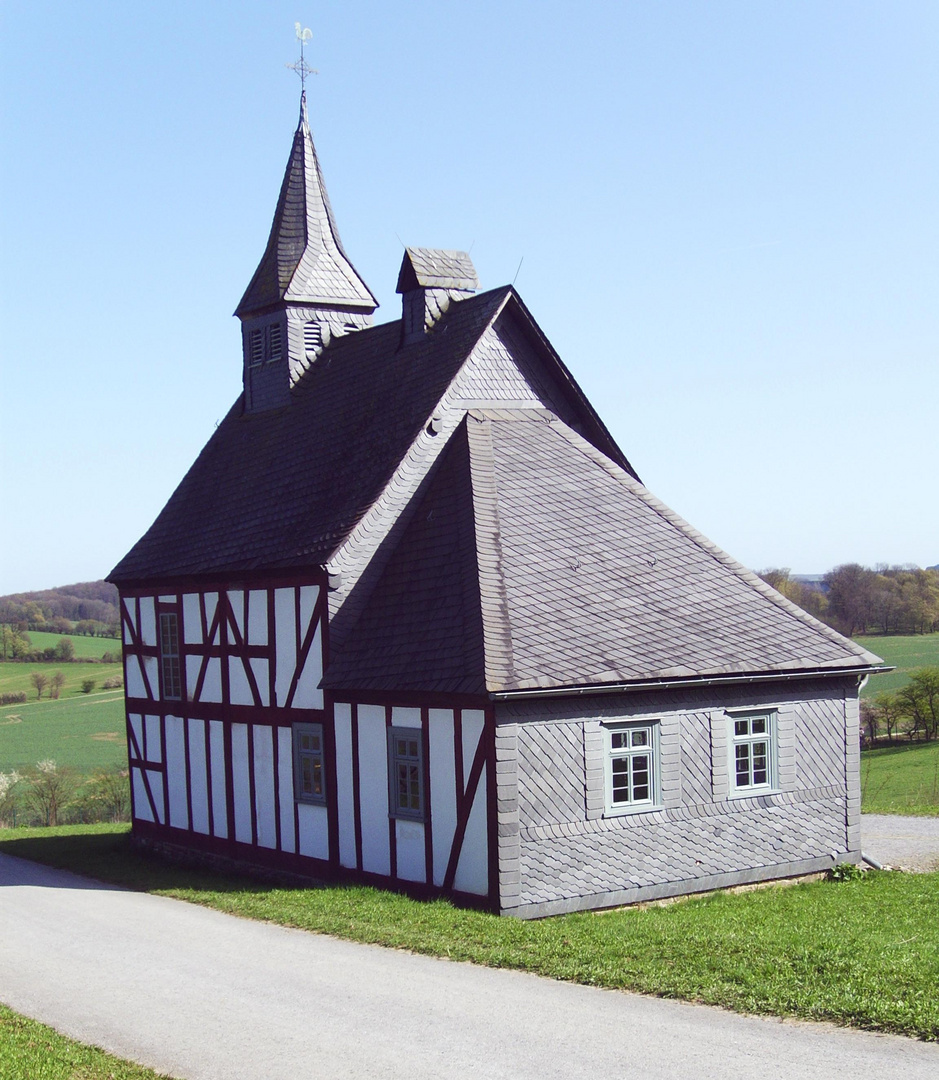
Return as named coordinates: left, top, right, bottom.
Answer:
left=759, top=564, right=939, bottom=637
left=0, top=762, right=129, bottom=828
left=861, top=668, right=939, bottom=748
left=0, top=579, right=119, bottom=634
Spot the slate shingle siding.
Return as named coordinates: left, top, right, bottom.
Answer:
left=496, top=678, right=857, bottom=915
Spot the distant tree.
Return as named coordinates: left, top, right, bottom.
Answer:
left=824, top=564, right=875, bottom=636
left=49, top=616, right=72, bottom=635
left=23, top=760, right=78, bottom=826
left=80, top=678, right=96, bottom=694
left=76, top=768, right=131, bottom=823
left=49, top=671, right=66, bottom=699
left=870, top=691, right=907, bottom=743
left=53, top=637, right=75, bottom=661
left=30, top=671, right=49, bottom=700
left=758, top=568, right=829, bottom=622
left=859, top=700, right=879, bottom=747
left=0, top=770, right=22, bottom=826
left=896, top=668, right=939, bottom=742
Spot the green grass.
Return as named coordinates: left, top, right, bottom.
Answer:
left=0, top=691, right=126, bottom=773
left=861, top=742, right=939, bottom=816
left=0, top=659, right=123, bottom=700
left=19, top=631, right=122, bottom=659
left=857, top=633, right=939, bottom=697
left=2, top=824, right=938, bottom=1041
left=0, top=1003, right=171, bottom=1080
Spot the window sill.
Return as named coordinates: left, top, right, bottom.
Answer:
left=603, top=802, right=663, bottom=819
left=728, top=786, right=778, bottom=800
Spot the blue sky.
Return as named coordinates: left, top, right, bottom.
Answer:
left=1, top=1, right=936, bottom=595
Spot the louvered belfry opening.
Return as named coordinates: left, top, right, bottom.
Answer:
left=396, top=248, right=479, bottom=345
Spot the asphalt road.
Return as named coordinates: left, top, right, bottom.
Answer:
left=1, top=853, right=937, bottom=1080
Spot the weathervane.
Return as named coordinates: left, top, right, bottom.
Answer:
left=286, top=23, right=317, bottom=91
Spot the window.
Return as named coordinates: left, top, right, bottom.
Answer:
left=604, top=722, right=659, bottom=814
left=293, top=723, right=326, bottom=804
left=303, top=321, right=322, bottom=357
left=387, top=727, right=425, bottom=820
left=730, top=713, right=776, bottom=794
left=268, top=322, right=283, bottom=361
left=247, top=323, right=284, bottom=366
left=248, top=328, right=264, bottom=367
left=158, top=612, right=182, bottom=700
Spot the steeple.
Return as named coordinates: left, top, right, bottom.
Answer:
left=237, top=93, right=378, bottom=412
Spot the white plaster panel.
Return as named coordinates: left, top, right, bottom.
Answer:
left=462, top=710, right=486, bottom=792
left=250, top=658, right=270, bottom=707
left=188, top=720, right=209, bottom=835
left=358, top=704, right=390, bottom=877
left=185, top=656, right=201, bottom=701
left=454, top=769, right=488, bottom=896
left=429, top=709, right=457, bottom=887
left=126, top=656, right=145, bottom=700
left=164, top=715, right=189, bottom=831
left=209, top=720, right=228, bottom=839
left=132, top=768, right=152, bottom=823
left=274, top=588, right=296, bottom=707
left=128, top=714, right=143, bottom=759
left=392, top=706, right=422, bottom=729
left=297, top=802, right=329, bottom=860
left=395, top=819, right=426, bottom=882
left=202, top=657, right=222, bottom=704
left=228, top=657, right=254, bottom=706
left=183, top=594, right=202, bottom=644
left=204, top=593, right=219, bottom=642
left=158, top=594, right=175, bottom=603
left=232, top=723, right=252, bottom=844
left=334, top=702, right=356, bottom=869
left=253, top=725, right=277, bottom=850
left=139, top=597, right=156, bottom=647
left=278, top=726, right=296, bottom=854
left=248, top=590, right=268, bottom=646
left=122, top=599, right=135, bottom=645
left=299, top=585, right=319, bottom=637
left=143, top=657, right=159, bottom=700
left=293, top=622, right=323, bottom=710
left=228, top=590, right=246, bottom=641
left=145, top=715, right=162, bottom=764
left=147, top=769, right=165, bottom=824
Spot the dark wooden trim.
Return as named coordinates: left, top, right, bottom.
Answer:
left=333, top=689, right=489, bottom=710
left=122, top=696, right=327, bottom=725
left=284, top=592, right=321, bottom=709
left=485, top=706, right=499, bottom=910
left=204, top=717, right=215, bottom=838
left=224, top=592, right=264, bottom=708
left=113, top=568, right=329, bottom=595
left=442, top=724, right=488, bottom=892
left=126, top=719, right=160, bottom=824
left=247, top=720, right=258, bottom=847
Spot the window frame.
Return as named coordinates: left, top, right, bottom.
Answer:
left=387, top=726, right=426, bottom=822
left=728, top=710, right=778, bottom=797
left=293, top=722, right=327, bottom=806
left=603, top=720, right=661, bottom=816
left=158, top=610, right=182, bottom=701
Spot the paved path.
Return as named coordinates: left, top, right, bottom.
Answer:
left=2, top=854, right=938, bottom=1080
left=862, top=813, right=939, bottom=871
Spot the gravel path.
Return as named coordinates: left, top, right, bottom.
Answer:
left=2, top=852, right=938, bottom=1080
left=861, top=813, right=939, bottom=871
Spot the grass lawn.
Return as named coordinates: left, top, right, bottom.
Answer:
left=2, top=824, right=937, bottom=1041
left=0, top=691, right=126, bottom=773
left=20, top=631, right=122, bottom=659
left=0, top=659, right=123, bottom=700
left=856, top=633, right=939, bottom=698
left=0, top=1003, right=171, bottom=1080
left=861, top=742, right=939, bottom=816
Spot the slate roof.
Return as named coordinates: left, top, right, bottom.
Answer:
left=323, top=410, right=881, bottom=694
left=235, top=93, right=377, bottom=316
left=396, top=248, right=479, bottom=293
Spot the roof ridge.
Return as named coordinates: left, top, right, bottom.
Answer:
left=487, top=412, right=882, bottom=670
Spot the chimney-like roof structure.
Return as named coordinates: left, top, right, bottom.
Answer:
left=396, top=248, right=479, bottom=294
left=235, top=93, right=377, bottom=317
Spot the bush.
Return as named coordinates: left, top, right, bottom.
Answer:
left=0, top=691, right=26, bottom=705
left=80, top=678, right=96, bottom=694
left=829, top=862, right=864, bottom=882
left=100, top=651, right=121, bottom=664
left=101, top=675, right=123, bottom=689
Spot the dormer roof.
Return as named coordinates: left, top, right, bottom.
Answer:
left=396, top=248, right=479, bottom=293
left=235, top=93, right=377, bottom=318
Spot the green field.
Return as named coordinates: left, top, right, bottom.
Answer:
left=21, top=630, right=122, bottom=659
left=856, top=633, right=939, bottom=697
left=0, top=691, right=126, bottom=773
left=861, top=741, right=939, bottom=816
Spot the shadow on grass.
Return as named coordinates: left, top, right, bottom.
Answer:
left=0, top=828, right=294, bottom=898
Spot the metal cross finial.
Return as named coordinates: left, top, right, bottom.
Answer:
left=286, top=23, right=317, bottom=91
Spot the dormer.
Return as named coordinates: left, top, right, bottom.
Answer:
left=236, top=93, right=378, bottom=412
left=396, top=248, right=478, bottom=345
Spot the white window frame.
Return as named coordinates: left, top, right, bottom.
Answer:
left=728, top=711, right=777, bottom=797
left=158, top=611, right=182, bottom=701
left=603, top=721, right=661, bottom=816
left=293, top=723, right=326, bottom=805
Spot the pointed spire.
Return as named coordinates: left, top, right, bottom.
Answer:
left=235, top=93, right=377, bottom=317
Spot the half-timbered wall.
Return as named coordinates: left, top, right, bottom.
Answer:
left=495, top=677, right=860, bottom=918
left=122, top=580, right=328, bottom=864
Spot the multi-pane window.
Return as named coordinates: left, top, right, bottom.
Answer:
left=605, top=723, right=658, bottom=813
left=158, top=612, right=182, bottom=700
left=293, top=723, right=326, bottom=805
left=731, top=714, right=775, bottom=792
left=388, top=728, right=425, bottom=820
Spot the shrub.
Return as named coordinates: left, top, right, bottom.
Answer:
left=80, top=678, right=96, bottom=694
left=49, top=671, right=66, bottom=700
left=22, top=760, right=78, bottom=826
left=0, top=691, right=26, bottom=705
left=101, top=675, right=123, bottom=689
left=72, top=769, right=131, bottom=824
left=829, top=862, right=864, bottom=882
left=100, top=651, right=121, bottom=664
